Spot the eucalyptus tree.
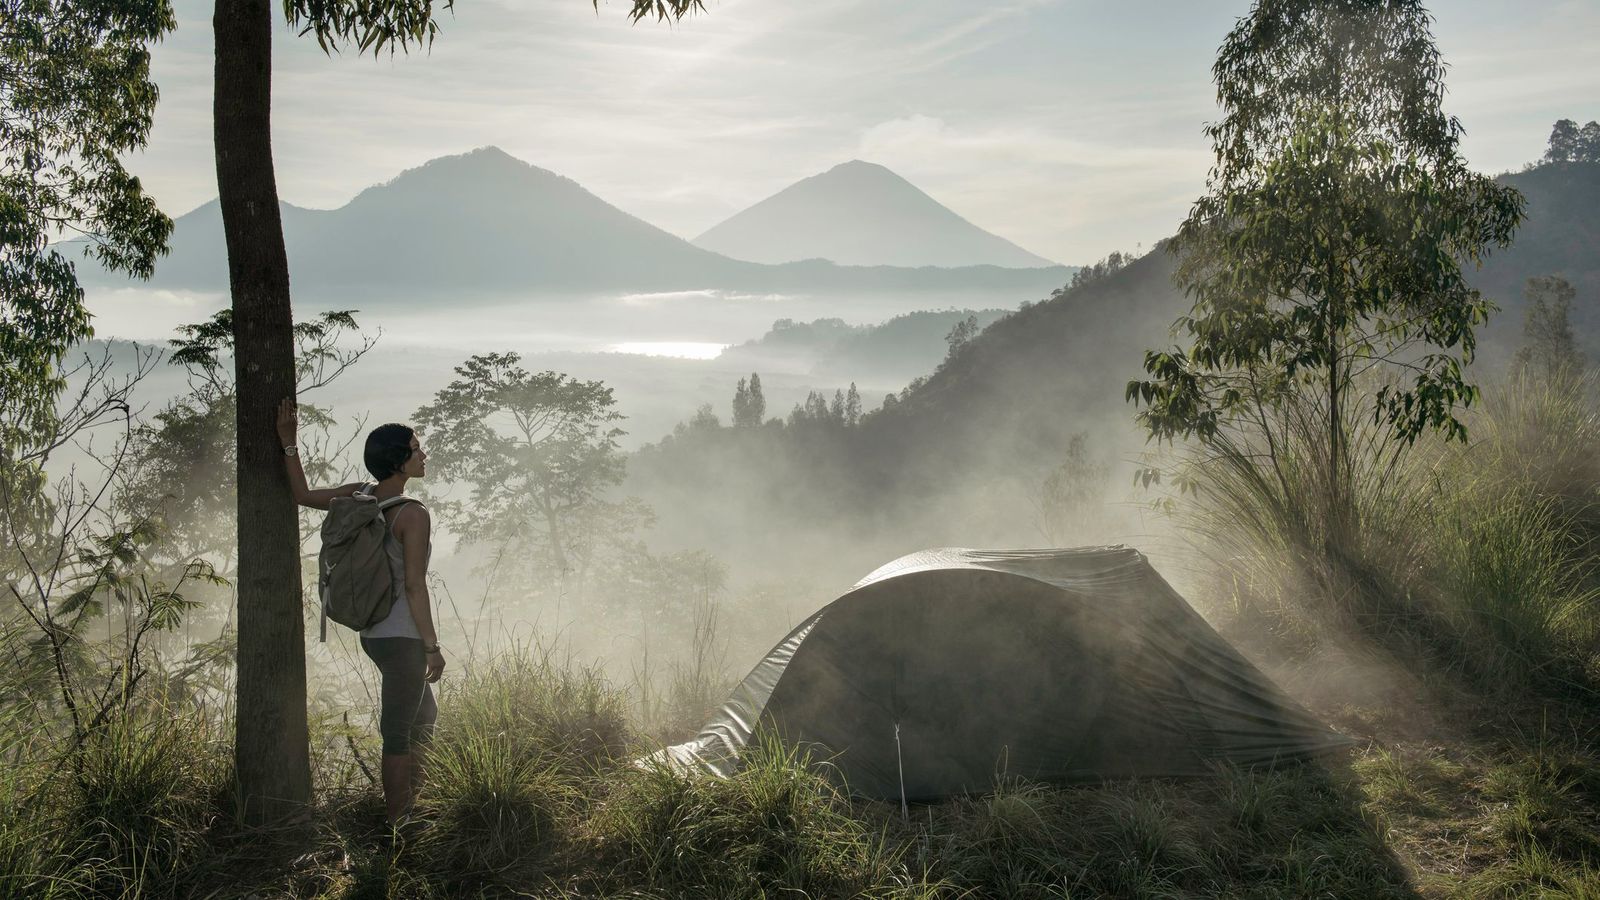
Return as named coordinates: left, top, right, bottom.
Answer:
left=1580, top=122, right=1600, bottom=163
left=213, top=0, right=704, bottom=820
left=1128, top=0, right=1523, bottom=548
left=1543, top=118, right=1600, bottom=164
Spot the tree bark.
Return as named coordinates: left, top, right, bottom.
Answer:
left=214, top=0, right=311, bottom=821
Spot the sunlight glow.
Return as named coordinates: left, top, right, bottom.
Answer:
left=609, top=341, right=729, bottom=359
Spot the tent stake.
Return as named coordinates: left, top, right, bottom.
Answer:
left=895, top=721, right=908, bottom=824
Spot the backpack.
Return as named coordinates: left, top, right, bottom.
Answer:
left=317, top=485, right=413, bottom=641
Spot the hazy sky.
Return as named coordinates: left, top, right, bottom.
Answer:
left=131, top=0, right=1599, bottom=265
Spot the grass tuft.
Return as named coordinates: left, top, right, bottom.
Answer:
left=586, top=734, right=914, bottom=898
left=66, top=704, right=227, bottom=896
left=406, top=650, right=629, bottom=890
left=1355, top=747, right=1466, bottom=816
left=1480, top=747, right=1600, bottom=862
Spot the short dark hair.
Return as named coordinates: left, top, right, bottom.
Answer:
left=364, top=423, right=415, bottom=480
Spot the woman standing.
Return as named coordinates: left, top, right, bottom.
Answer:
left=276, top=398, right=445, bottom=826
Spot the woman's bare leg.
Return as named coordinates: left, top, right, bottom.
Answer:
left=381, top=753, right=413, bottom=824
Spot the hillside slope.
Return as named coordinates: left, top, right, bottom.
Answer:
left=1470, top=162, right=1600, bottom=361
left=860, top=161, right=1600, bottom=476
left=715, top=308, right=1012, bottom=383
left=629, top=161, right=1600, bottom=578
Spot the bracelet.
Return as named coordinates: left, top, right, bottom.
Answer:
left=424, top=644, right=441, bottom=655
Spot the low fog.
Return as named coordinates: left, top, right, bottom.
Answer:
left=68, top=203, right=1567, bottom=735
left=63, top=252, right=1194, bottom=741
left=35, top=100, right=1590, bottom=851
left=13, top=0, right=1600, bottom=891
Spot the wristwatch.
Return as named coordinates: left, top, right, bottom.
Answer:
left=283, top=446, right=299, bottom=457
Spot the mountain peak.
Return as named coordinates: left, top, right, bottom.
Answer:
left=383, top=145, right=555, bottom=185
left=693, top=162, right=1057, bottom=269
left=342, top=145, right=592, bottom=216
left=831, top=158, right=891, bottom=172
left=429, top=145, right=524, bottom=170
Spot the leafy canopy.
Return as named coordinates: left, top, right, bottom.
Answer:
left=1, top=0, right=175, bottom=444
left=285, top=0, right=704, bottom=56
left=413, top=353, right=642, bottom=581
left=119, top=309, right=374, bottom=565
left=1129, top=0, right=1523, bottom=449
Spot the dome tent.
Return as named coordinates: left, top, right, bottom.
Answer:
left=657, top=547, right=1353, bottom=800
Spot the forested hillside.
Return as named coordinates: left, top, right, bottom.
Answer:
left=630, top=159, right=1600, bottom=580
left=627, top=251, right=1173, bottom=580
left=1473, top=161, right=1600, bottom=359
left=715, top=308, right=1012, bottom=382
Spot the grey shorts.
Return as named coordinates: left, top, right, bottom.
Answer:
left=360, top=636, right=438, bottom=755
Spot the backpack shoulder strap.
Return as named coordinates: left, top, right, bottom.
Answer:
left=378, top=495, right=416, bottom=511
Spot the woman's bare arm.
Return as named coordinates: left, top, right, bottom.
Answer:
left=277, top=397, right=364, bottom=509
left=396, top=504, right=445, bottom=682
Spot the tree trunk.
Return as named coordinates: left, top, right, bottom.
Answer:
left=214, top=0, right=311, bottom=821
left=1328, top=332, right=1341, bottom=533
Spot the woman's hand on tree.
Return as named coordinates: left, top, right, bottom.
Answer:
left=276, top=397, right=298, bottom=447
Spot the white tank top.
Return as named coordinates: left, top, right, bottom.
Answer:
left=360, top=489, right=431, bottom=640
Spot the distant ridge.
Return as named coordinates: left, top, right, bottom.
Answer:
left=628, top=162, right=1600, bottom=566
left=844, top=160, right=1600, bottom=485
left=74, top=147, right=1071, bottom=301
left=694, top=160, right=1058, bottom=269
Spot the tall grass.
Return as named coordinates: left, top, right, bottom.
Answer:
left=631, top=595, right=733, bottom=744
left=1171, top=385, right=1434, bottom=639
left=408, top=648, right=629, bottom=890
left=918, top=767, right=1411, bottom=899
left=585, top=734, right=919, bottom=898
left=1431, top=486, right=1599, bottom=686
left=0, top=705, right=82, bottom=899
left=1177, top=368, right=1600, bottom=695
left=0, top=696, right=228, bottom=899
left=66, top=706, right=228, bottom=895
left=0, top=642, right=1588, bottom=897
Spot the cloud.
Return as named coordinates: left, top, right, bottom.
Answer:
left=130, top=0, right=1600, bottom=266
left=84, top=286, right=227, bottom=342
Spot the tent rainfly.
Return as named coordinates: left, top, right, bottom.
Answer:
left=656, top=547, right=1354, bottom=800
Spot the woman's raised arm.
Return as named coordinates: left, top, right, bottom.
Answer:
left=277, top=397, right=364, bottom=509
